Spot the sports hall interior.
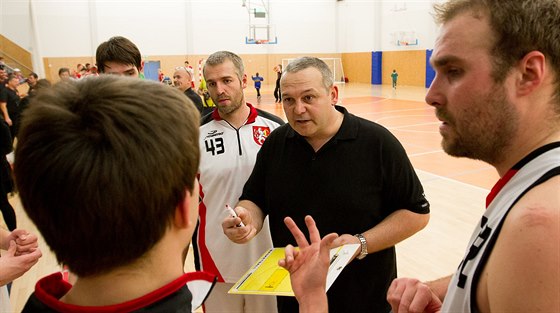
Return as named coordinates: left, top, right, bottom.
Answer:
left=1, top=1, right=498, bottom=311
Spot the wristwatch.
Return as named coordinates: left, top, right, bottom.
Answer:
left=354, top=233, right=368, bottom=260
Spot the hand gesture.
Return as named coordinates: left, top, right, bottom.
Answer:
left=278, top=215, right=338, bottom=305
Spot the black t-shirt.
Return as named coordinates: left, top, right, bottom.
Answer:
left=5, top=87, right=20, bottom=118
left=184, top=88, right=204, bottom=114
left=0, top=83, right=7, bottom=104
left=241, top=105, right=429, bottom=313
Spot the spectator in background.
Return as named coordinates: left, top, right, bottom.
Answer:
left=89, top=66, right=99, bottom=77
left=13, top=69, right=25, bottom=84
left=173, top=67, right=205, bottom=116
left=391, top=69, right=398, bottom=89
left=273, top=64, right=282, bottom=103
left=184, top=61, right=195, bottom=88
left=58, top=67, right=71, bottom=82
left=0, top=66, right=10, bottom=127
left=198, top=76, right=216, bottom=114
left=26, top=72, right=38, bottom=95
left=19, top=78, right=52, bottom=114
left=0, top=113, right=17, bottom=232
left=76, top=63, right=88, bottom=79
left=5, top=73, right=21, bottom=139
left=251, top=72, right=264, bottom=100
left=84, top=63, right=92, bottom=76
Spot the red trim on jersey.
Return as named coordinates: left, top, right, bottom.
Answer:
left=211, top=108, right=221, bottom=120
left=197, top=180, right=225, bottom=282
left=246, top=103, right=258, bottom=123
left=486, top=169, right=518, bottom=208
left=34, top=272, right=196, bottom=313
left=210, top=103, right=258, bottom=124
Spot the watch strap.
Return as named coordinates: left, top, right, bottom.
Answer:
left=354, top=233, right=368, bottom=260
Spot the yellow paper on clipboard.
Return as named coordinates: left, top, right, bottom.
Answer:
left=228, top=244, right=359, bottom=296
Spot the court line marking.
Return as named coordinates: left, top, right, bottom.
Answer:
left=415, top=169, right=491, bottom=192
left=392, top=129, right=440, bottom=134
left=388, top=122, right=440, bottom=129
left=374, top=114, right=435, bottom=123
left=408, top=150, right=444, bottom=157
left=360, top=108, right=433, bottom=116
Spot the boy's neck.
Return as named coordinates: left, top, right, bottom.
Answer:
left=60, top=234, right=187, bottom=306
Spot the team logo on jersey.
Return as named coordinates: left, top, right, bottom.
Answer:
left=253, top=126, right=271, bottom=145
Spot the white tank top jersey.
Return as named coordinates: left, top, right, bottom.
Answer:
left=196, top=104, right=283, bottom=283
left=442, top=144, right=560, bottom=312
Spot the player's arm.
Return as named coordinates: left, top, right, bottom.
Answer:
left=483, top=176, right=560, bottom=312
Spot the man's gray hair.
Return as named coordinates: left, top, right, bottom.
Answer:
left=282, top=57, right=333, bottom=92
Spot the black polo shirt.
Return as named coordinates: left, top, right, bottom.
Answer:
left=240, top=105, right=429, bottom=313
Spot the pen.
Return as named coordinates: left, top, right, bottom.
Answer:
left=226, top=204, right=245, bottom=227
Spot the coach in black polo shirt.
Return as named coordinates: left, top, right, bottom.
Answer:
left=222, top=57, right=430, bottom=313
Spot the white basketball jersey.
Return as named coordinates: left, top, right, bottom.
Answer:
left=442, top=144, right=560, bottom=312
left=197, top=105, right=283, bottom=283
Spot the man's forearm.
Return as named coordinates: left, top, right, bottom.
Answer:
left=361, top=209, right=429, bottom=254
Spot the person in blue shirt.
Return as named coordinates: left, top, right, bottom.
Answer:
left=252, top=72, right=264, bottom=99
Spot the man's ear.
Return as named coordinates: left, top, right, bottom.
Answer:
left=174, top=190, right=193, bottom=229
left=330, top=85, right=339, bottom=105
left=516, top=51, right=545, bottom=97
left=241, top=74, right=248, bottom=89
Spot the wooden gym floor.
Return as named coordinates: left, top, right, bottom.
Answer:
left=4, top=83, right=498, bottom=312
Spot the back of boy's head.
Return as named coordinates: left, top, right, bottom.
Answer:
left=14, top=75, right=200, bottom=277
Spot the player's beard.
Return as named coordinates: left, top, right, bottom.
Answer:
left=216, top=93, right=244, bottom=115
left=438, top=83, right=518, bottom=165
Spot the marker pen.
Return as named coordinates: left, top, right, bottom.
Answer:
left=226, top=204, right=245, bottom=227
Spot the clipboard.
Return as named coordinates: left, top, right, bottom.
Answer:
left=228, top=244, right=359, bottom=296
